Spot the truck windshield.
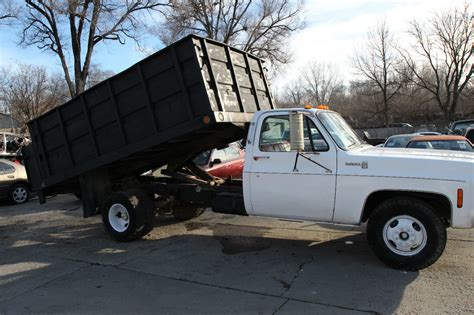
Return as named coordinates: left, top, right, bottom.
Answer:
left=317, top=112, right=364, bottom=150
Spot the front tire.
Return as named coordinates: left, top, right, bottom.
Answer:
left=100, top=191, right=155, bottom=242
left=9, top=183, right=29, bottom=204
left=367, top=197, right=446, bottom=271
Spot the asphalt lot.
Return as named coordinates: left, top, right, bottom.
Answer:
left=0, top=194, right=473, bottom=314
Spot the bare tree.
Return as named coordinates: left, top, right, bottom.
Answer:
left=281, top=77, right=306, bottom=107
left=86, top=64, right=115, bottom=89
left=304, top=62, right=343, bottom=105
left=156, top=0, right=304, bottom=68
left=0, top=64, right=68, bottom=132
left=279, top=61, right=344, bottom=109
left=353, top=21, right=406, bottom=126
left=402, top=3, right=473, bottom=121
left=15, top=0, right=170, bottom=98
left=0, top=0, right=19, bottom=22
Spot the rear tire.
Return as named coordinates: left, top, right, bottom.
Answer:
left=9, top=183, right=29, bottom=204
left=367, top=197, right=446, bottom=271
left=172, top=205, right=204, bottom=221
left=101, top=191, right=155, bottom=242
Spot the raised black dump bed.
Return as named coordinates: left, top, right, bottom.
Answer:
left=24, top=35, right=274, bottom=218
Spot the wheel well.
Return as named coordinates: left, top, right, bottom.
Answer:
left=361, top=191, right=452, bottom=226
left=10, top=181, right=30, bottom=191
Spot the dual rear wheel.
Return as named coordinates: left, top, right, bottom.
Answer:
left=101, top=191, right=204, bottom=242
left=101, top=191, right=155, bottom=242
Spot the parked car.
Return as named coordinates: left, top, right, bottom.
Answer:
left=193, top=143, right=244, bottom=179
left=388, top=123, right=413, bottom=128
left=416, top=131, right=442, bottom=136
left=383, top=132, right=442, bottom=148
left=448, top=119, right=474, bottom=135
left=406, top=135, right=473, bottom=152
left=0, top=159, right=30, bottom=204
left=383, top=134, right=419, bottom=148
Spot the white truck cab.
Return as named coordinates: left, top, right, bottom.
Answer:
left=242, top=108, right=473, bottom=270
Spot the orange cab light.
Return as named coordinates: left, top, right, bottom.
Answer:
left=316, top=105, right=329, bottom=110
left=304, top=104, right=313, bottom=109
left=457, top=189, right=463, bottom=208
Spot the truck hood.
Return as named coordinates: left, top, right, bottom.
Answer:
left=339, top=145, right=474, bottom=182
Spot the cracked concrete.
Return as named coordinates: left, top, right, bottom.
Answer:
left=0, top=194, right=473, bottom=314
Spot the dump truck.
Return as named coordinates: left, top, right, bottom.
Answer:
left=24, top=36, right=474, bottom=271
left=23, top=35, right=274, bottom=217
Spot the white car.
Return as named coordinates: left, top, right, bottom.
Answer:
left=0, top=159, right=30, bottom=204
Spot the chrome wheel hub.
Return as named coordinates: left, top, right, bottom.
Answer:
left=383, top=215, right=427, bottom=256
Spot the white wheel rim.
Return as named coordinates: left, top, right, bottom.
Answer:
left=13, top=187, right=28, bottom=203
left=108, top=203, right=130, bottom=233
left=383, top=215, right=427, bottom=256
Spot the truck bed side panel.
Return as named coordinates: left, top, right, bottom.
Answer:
left=25, top=35, right=274, bottom=191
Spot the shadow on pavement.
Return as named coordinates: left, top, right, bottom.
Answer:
left=0, top=198, right=418, bottom=314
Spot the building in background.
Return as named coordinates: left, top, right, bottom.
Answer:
left=0, top=113, right=20, bottom=133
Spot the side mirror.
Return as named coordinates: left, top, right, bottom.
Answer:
left=210, top=158, right=222, bottom=167
left=289, top=112, right=305, bottom=151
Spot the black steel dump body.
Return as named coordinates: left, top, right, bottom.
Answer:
left=23, top=35, right=274, bottom=197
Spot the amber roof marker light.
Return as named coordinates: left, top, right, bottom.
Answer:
left=303, top=104, right=330, bottom=110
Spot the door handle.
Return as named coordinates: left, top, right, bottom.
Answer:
left=7, top=175, right=14, bottom=178
left=253, top=156, right=270, bottom=161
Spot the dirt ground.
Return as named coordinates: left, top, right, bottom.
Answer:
left=0, top=194, right=473, bottom=314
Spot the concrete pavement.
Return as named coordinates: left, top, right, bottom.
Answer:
left=0, top=194, right=473, bottom=314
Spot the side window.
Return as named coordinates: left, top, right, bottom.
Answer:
left=224, top=147, right=241, bottom=161
left=306, top=118, right=329, bottom=151
left=259, top=116, right=291, bottom=152
left=0, top=163, right=7, bottom=175
left=3, top=163, right=15, bottom=174
left=211, top=149, right=227, bottom=164
left=259, top=115, right=329, bottom=152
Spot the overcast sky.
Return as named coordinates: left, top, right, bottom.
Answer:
left=273, top=0, right=470, bottom=90
left=0, top=0, right=470, bottom=91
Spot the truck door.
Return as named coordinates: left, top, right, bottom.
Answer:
left=247, top=113, right=337, bottom=222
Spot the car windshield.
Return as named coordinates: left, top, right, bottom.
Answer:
left=384, top=136, right=414, bottom=148
left=317, top=112, right=364, bottom=150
